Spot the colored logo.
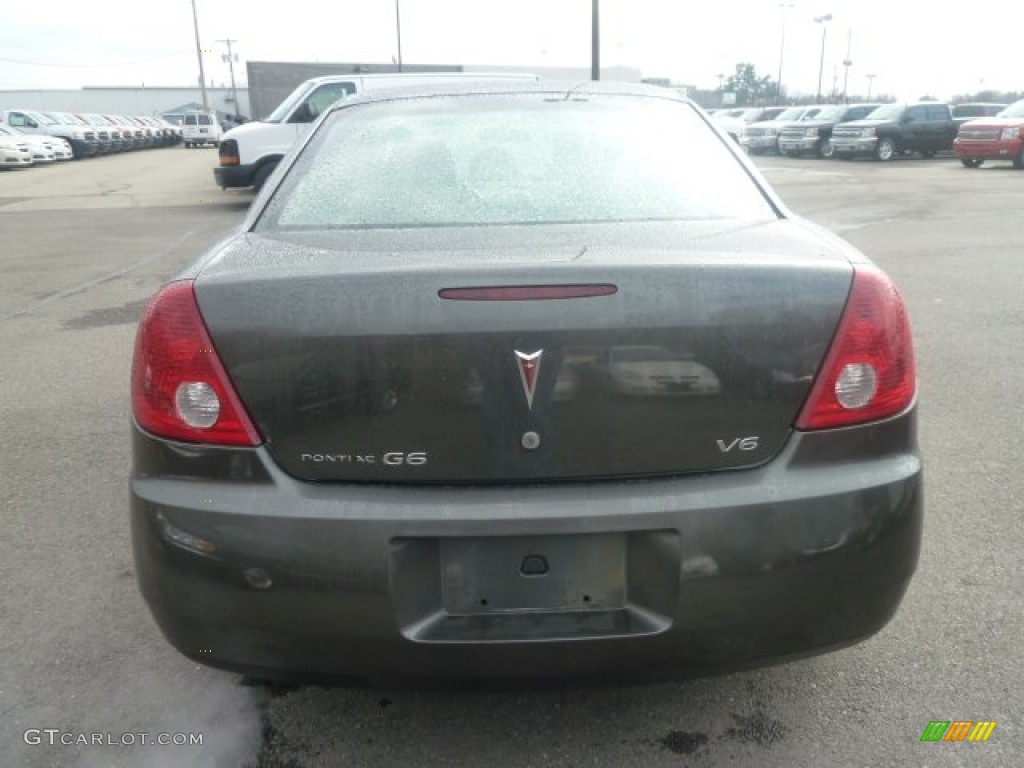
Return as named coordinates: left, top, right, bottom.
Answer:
left=514, top=350, right=543, bottom=410
left=920, top=721, right=996, bottom=742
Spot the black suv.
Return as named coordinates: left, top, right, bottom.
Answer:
left=829, top=102, right=958, bottom=161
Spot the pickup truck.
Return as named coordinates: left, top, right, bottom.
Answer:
left=829, top=102, right=958, bottom=161
left=953, top=99, right=1024, bottom=169
left=778, top=103, right=881, bottom=158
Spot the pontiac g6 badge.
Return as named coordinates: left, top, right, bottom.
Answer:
left=515, top=349, right=543, bottom=410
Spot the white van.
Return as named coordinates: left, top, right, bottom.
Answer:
left=214, top=72, right=537, bottom=191
left=182, top=111, right=223, bottom=148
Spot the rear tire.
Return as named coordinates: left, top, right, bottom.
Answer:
left=1014, top=150, right=1024, bottom=170
left=960, top=158, right=983, bottom=168
left=919, top=149, right=936, bottom=159
left=874, top=138, right=896, bottom=161
left=818, top=140, right=834, bottom=158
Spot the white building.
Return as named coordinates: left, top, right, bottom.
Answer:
left=0, top=86, right=250, bottom=120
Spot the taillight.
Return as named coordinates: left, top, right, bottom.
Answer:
left=219, top=139, right=239, bottom=166
left=796, top=265, right=916, bottom=430
left=131, top=281, right=261, bottom=446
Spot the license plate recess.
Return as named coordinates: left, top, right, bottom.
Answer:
left=442, top=534, right=625, bottom=615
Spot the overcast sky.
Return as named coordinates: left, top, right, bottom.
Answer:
left=1, top=0, right=1020, bottom=101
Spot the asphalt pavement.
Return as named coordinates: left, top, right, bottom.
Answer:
left=1, top=147, right=1020, bottom=767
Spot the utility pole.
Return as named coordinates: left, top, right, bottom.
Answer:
left=190, top=0, right=210, bottom=111
left=395, top=0, right=403, bottom=73
left=866, top=73, right=876, bottom=100
left=217, top=38, right=240, bottom=117
left=841, top=28, right=852, bottom=104
left=591, top=0, right=600, bottom=80
left=776, top=3, right=794, bottom=105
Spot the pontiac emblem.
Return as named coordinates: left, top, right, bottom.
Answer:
left=514, top=350, right=543, bottom=410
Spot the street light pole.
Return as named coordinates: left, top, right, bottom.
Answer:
left=841, top=28, right=852, bottom=103
left=866, top=73, right=876, bottom=100
left=814, top=14, right=832, bottom=102
left=591, top=0, right=600, bottom=80
left=776, top=3, right=794, bottom=105
left=395, top=0, right=403, bottom=72
left=190, top=0, right=210, bottom=111
left=217, top=38, right=240, bottom=117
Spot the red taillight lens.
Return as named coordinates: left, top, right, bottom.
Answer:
left=131, top=281, right=261, bottom=446
left=796, top=265, right=916, bottom=430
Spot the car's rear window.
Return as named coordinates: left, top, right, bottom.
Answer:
left=257, top=94, right=776, bottom=230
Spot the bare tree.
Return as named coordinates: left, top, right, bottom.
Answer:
left=724, top=63, right=777, bottom=106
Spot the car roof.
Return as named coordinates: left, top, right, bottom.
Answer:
left=303, top=72, right=539, bottom=87
left=325, top=80, right=690, bottom=115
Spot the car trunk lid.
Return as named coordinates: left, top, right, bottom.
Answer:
left=195, top=220, right=852, bottom=483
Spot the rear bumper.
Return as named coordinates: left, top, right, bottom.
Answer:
left=213, top=163, right=255, bottom=188
left=953, top=139, right=1023, bottom=160
left=131, top=409, right=923, bottom=683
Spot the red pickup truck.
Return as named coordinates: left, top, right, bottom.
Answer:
left=954, top=99, right=1024, bottom=169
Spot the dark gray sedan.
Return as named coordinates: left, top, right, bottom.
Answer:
left=130, top=82, right=921, bottom=683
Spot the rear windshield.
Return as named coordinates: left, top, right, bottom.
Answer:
left=257, top=94, right=776, bottom=230
left=188, top=114, right=213, bottom=126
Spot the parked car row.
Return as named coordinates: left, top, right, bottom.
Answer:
left=0, top=123, right=73, bottom=168
left=716, top=98, right=1024, bottom=168
left=0, top=108, right=183, bottom=164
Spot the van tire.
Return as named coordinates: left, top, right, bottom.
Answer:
left=252, top=161, right=278, bottom=193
